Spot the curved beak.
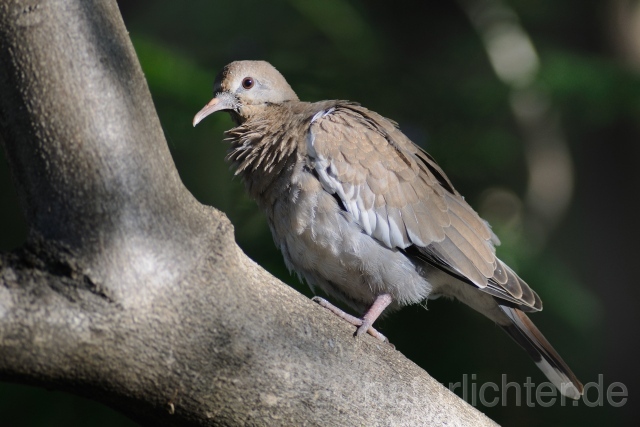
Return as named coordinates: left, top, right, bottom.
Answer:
left=192, top=92, right=237, bottom=127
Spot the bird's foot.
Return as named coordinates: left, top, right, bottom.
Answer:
left=312, top=296, right=390, bottom=343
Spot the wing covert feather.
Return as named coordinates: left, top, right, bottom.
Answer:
left=307, top=102, right=539, bottom=310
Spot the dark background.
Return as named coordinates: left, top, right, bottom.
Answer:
left=1, top=0, right=637, bottom=425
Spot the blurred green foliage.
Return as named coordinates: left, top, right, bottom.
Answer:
left=1, top=0, right=638, bottom=425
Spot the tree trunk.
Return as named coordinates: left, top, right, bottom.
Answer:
left=0, top=1, right=497, bottom=425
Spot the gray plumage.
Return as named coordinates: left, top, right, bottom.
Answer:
left=193, top=60, right=583, bottom=399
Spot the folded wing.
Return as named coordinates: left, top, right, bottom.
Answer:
left=307, top=103, right=540, bottom=311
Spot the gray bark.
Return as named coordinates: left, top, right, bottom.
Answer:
left=0, top=0, right=497, bottom=426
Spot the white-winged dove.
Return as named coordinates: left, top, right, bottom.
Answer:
left=193, top=60, right=583, bottom=399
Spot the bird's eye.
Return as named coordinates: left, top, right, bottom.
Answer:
left=242, top=77, right=254, bottom=89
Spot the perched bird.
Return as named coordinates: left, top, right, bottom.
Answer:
left=193, top=60, right=583, bottom=399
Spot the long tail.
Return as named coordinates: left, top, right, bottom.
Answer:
left=498, top=304, right=584, bottom=399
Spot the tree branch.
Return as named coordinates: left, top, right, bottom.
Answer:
left=0, top=0, right=497, bottom=425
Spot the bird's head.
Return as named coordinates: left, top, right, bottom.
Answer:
left=193, top=60, right=299, bottom=126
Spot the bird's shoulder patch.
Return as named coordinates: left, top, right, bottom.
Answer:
left=305, top=103, right=451, bottom=249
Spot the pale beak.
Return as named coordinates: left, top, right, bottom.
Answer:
left=192, top=92, right=238, bottom=127
left=193, top=98, right=222, bottom=127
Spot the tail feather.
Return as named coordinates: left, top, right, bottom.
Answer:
left=498, top=304, right=583, bottom=400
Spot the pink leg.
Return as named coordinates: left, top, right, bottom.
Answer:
left=357, top=293, right=392, bottom=337
left=312, top=294, right=393, bottom=343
